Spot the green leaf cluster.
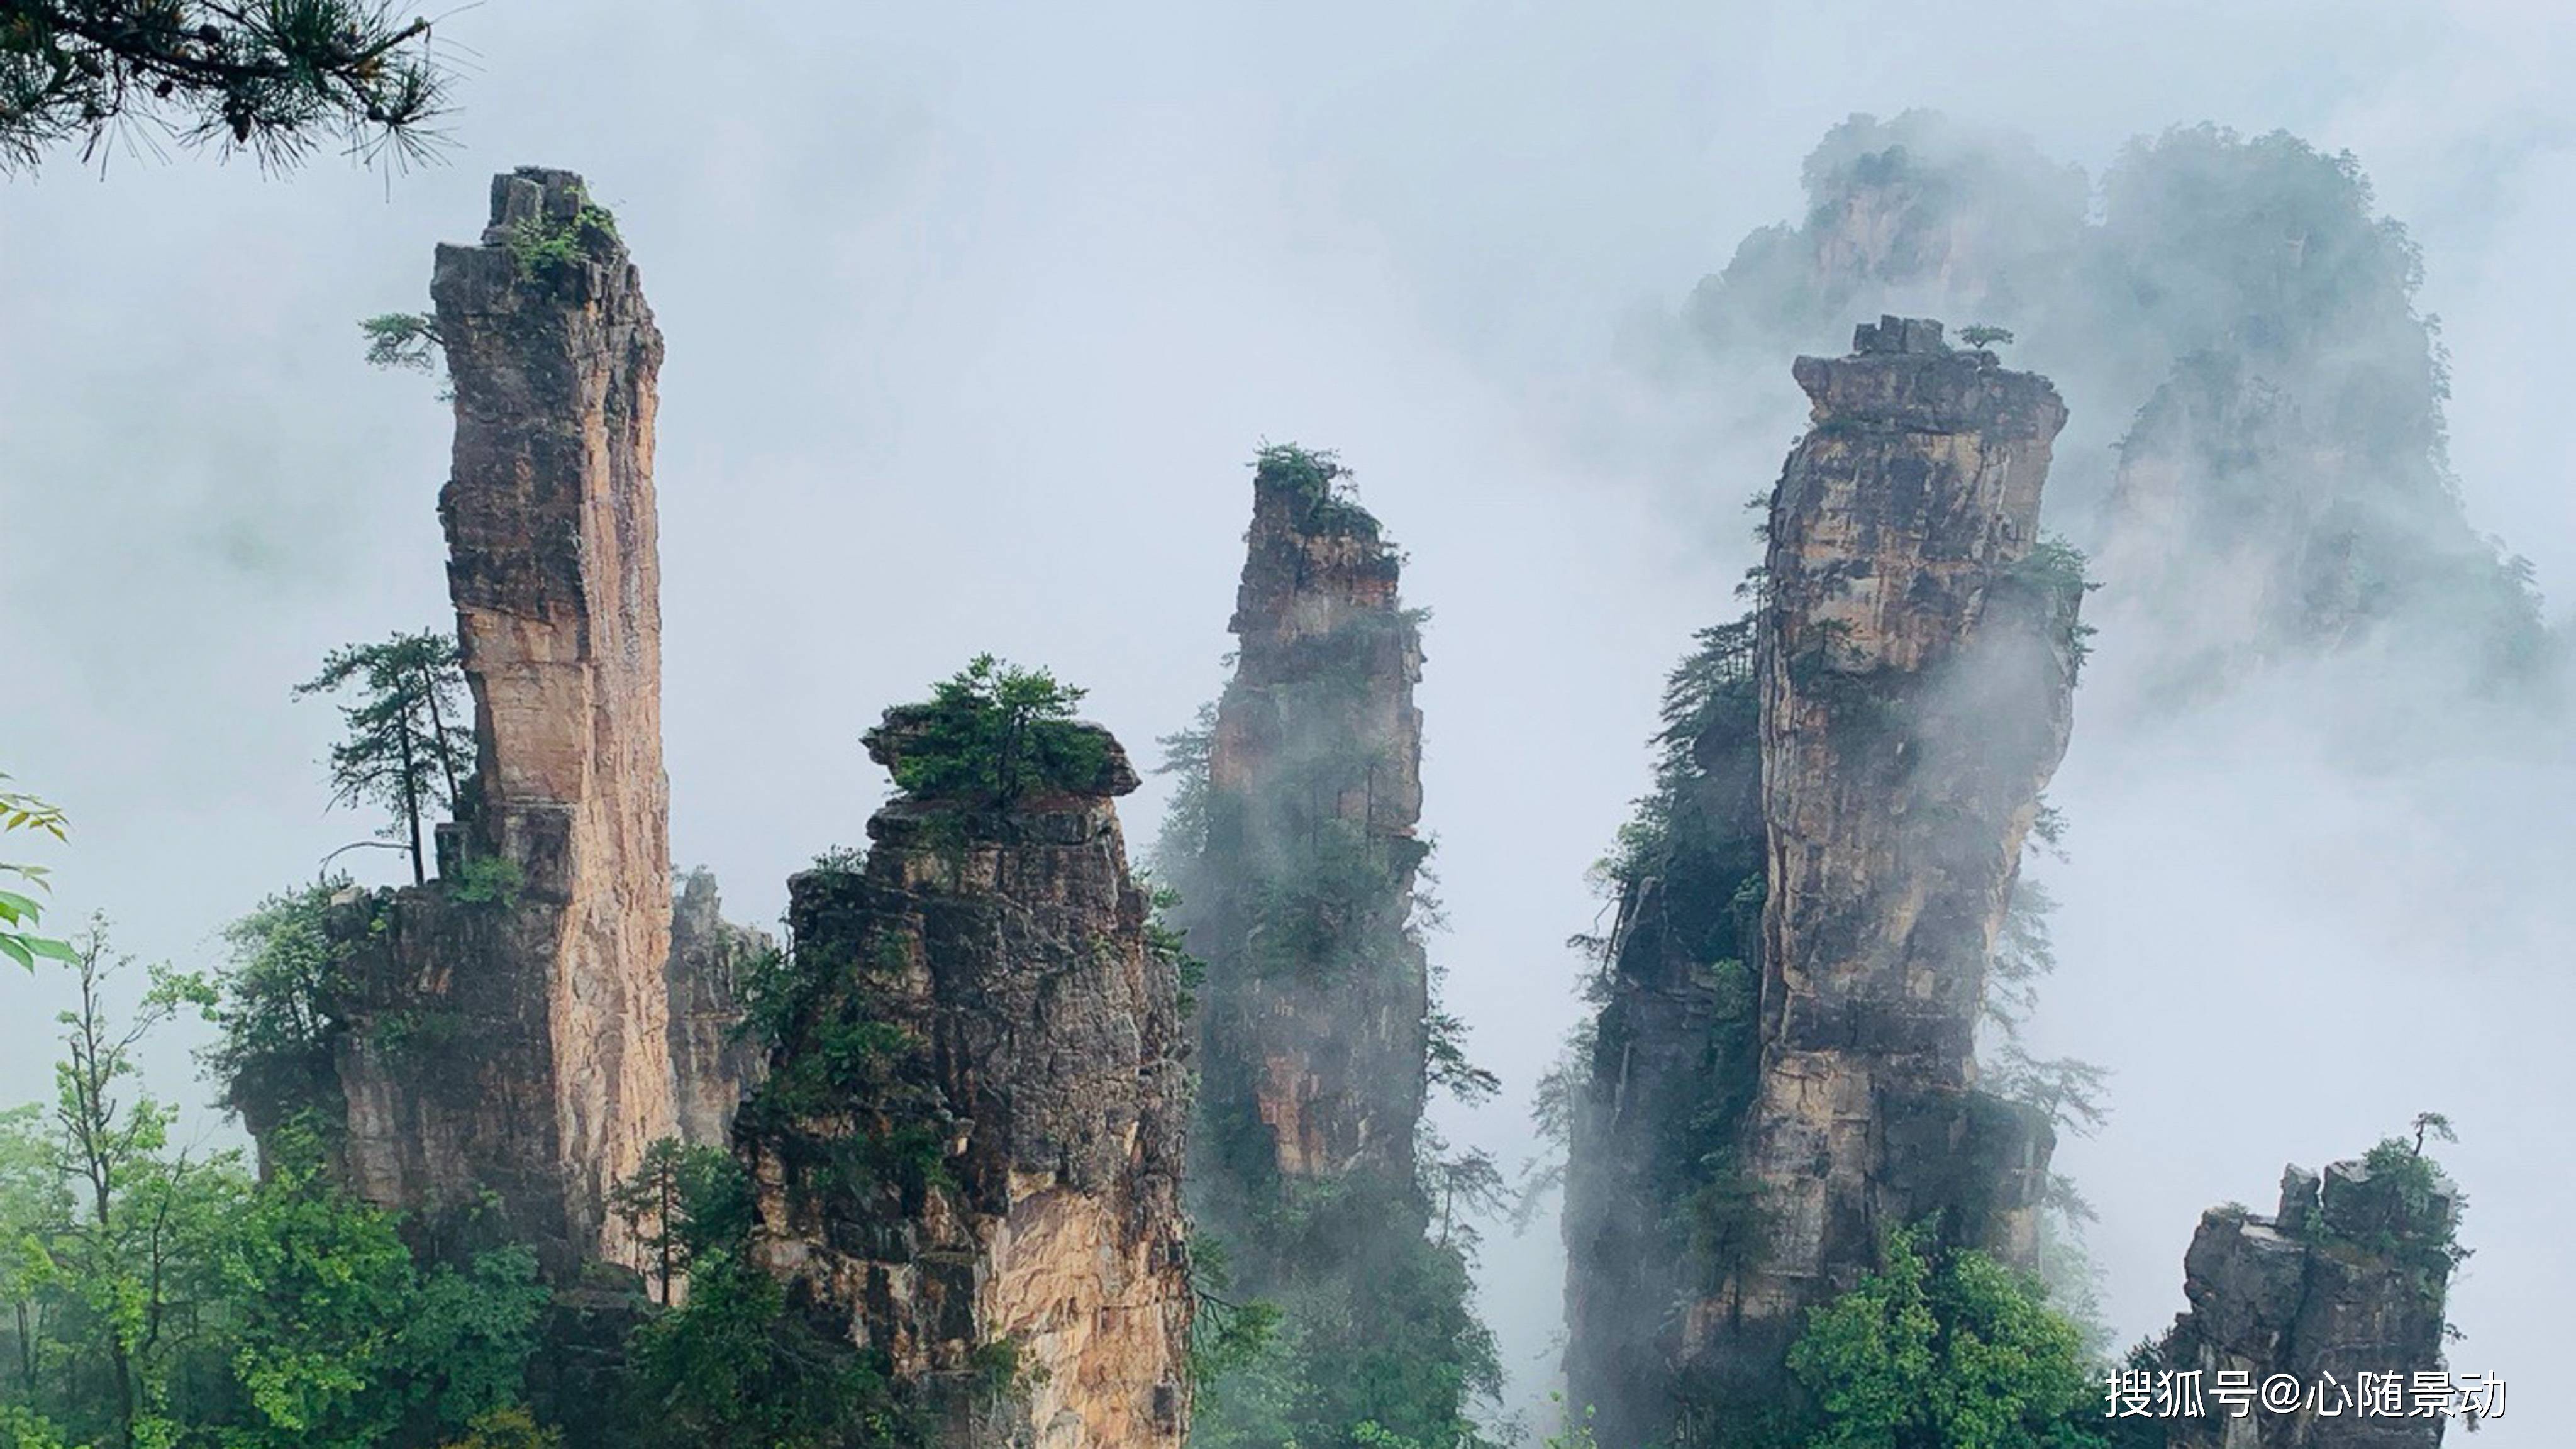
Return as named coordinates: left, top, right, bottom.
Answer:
left=882, top=655, right=1108, bottom=809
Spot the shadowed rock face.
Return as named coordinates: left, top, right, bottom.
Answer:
left=321, top=169, right=683, bottom=1277
left=2160, top=1158, right=2459, bottom=1449
left=1723, top=315, right=2078, bottom=1368
left=738, top=718, right=1192, bottom=1449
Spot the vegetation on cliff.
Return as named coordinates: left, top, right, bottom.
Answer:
left=1158, top=447, right=1502, bottom=1449
left=0, top=919, right=552, bottom=1449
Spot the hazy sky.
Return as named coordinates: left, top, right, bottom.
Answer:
left=4, top=2, right=2570, bottom=1440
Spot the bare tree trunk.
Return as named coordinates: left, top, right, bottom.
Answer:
left=418, top=658, right=463, bottom=810
left=396, top=718, right=426, bottom=886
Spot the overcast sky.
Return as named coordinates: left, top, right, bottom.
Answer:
left=4, top=2, right=2570, bottom=1440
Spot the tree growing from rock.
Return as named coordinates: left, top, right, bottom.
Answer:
left=294, top=629, right=472, bottom=886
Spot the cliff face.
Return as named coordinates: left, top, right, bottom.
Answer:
left=1565, top=320, right=2082, bottom=1438
left=667, top=867, right=772, bottom=1148
left=1200, top=453, right=1428, bottom=1185
left=1726, top=316, right=2077, bottom=1362
left=2160, top=1157, right=2460, bottom=1449
left=1559, top=622, right=1767, bottom=1448
left=736, top=713, right=1191, bottom=1449
left=1169, top=448, right=1497, bottom=1446
left=322, top=169, right=684, bottom=1275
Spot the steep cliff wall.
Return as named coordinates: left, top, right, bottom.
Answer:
left=324, top=168, right=680, bottom=1275
left=736, top=706, right=1192, bottom=1449
left=667, top=867, right=772, bottom=1148
left=1565, top=320, right=2084, bottom=1440
left=1200, top=447, right=1428, bottom=1187
left=2158, top=1152, right=2462, bottom=1448
left=1165, top=446, right=1496, bottom=1446
left=1726, top=315, right=2078, bottom=1365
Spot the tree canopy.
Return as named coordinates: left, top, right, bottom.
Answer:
left=0, top=0, right=448, bottom=172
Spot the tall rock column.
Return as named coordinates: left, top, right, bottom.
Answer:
left=326, top=169, right=679, bottom=1277
left=736, top=704, right=1194, bottom=1449
left=1719, top=317, right=2081, bottom=1387
left=1201, top=447, right=1428, bottom=1186
left=1170, top=447, right=1497, bottom=1447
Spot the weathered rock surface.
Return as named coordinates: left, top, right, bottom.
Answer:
left=1729, top=317, right=2077, bottom=1344
left=667, top=867, right=772, bottom=1148
left=324, top=168, right=681, bottom=1277
left=1198, top=455, right=1430, bottom=1185
left=2160, top=1158, right=2459, bottom=1448
left=1566, top=319, right=2084, bottom=1429
left=737, top=716, right=1192, bottom=1449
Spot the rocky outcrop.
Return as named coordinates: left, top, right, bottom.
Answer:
left=1728, top=317, right=2078, bottom=1354
left=2158, top=1155, right=2461, bottom=1448
left=736, top=710, right=1192, bottom=1449
left=667, top=867, right=772, bottom=1148
left=1166, top=448, right=1497, bottom=1445
left=323, top=168, right=680, bottom=1277
left=1198, top=449, right=1429, bottom=1185
left=1564, top=320, right=2082, bottom=1433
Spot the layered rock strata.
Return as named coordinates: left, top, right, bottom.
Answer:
left=737, top=711, right=1192, bottom=1449
left=667, top=867, right=773, bottom=1147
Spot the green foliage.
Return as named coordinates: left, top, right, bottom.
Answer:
left=358, top=313, right=443, bottom=374
left=735, top=914, right=952, bottom=1204
left=1253, top=443, right=1382, bottom=541
left=1192, top=1174, right=1503, bottom=1449
left=608, top=1138, right=739, bottom=1307
left=1960, top=324, right=2016, bottom=350
left=0, top=770, right=75, bottom=972
left=2, top=919, right=547, bottom=1448
left=438, top=1406, right=562, bottom=1449
left=1778, top=1225, right=2108, bottom=1449
left=0, top=0, right=448, bottom=173
left=2307, top=1130, right=2468, bottom=1293
left=206, top=877, right=350, bottom=1136
left=882, top=655, right=1108, bottom=809
left=294, top=630, right=474, bottom=887
left=616, top=1153, right=909, bottom=1449
left=448, top=853, right=522, bottom=911
left=504, top=201, right=621, bottom=283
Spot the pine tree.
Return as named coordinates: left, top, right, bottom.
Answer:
left=0, top=0, right=448, bottom=172
left=294, top=629, right=472, bottom=886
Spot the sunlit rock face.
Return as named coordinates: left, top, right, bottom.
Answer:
left=2160, top=1158, right=2460, bottom=1449
left=736, top=716, right=1192, bottom=1449
left=320, top=169, right=684, bottom=1277
left=1199, top=453, right=1430, bottom=1187
left=1723, top=315, right=2079, bottom=1366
